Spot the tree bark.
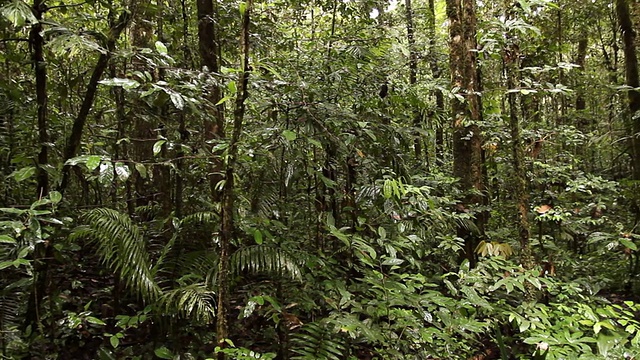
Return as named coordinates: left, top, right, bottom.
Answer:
left=447, top=0, right=485, bottom=267
left=217, top=1, right=252, bottom=358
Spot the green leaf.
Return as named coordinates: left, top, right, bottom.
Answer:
left=135, top=163, right=147, bottom=179
left=153, top=140, right=166, bottom=156
left=227, top=80, right=237, bottom=93
left=526, top=277, right=542, bottom=290
left=253, top=229, right=263, bottom=245
left=10, top=166, right=35, bottom=182
left=114, top=162, right=130, bottom=181
left=0, top=235, right=16, bottom=244
left=0, top=207, right=25, bottom=215
left=282, top=130, right=297, bottom=141
left=98, top=78, right=140, bottom=90
left=0, top=0, right=38, bottom=27
left=170, top=92, right=184, bottom=110
left=154, top=346, right=174, bottom=359
left=65, top=155, right=90, bottom=166
left=215, top=95, right=232, bottom=105
left=620, top=238, right=638, bottom=251
left=86, top=316, right=106, bottom=326
left=49, top=191, right=62, bottom=204
left=17, top=246, right=30, bottom=259
left=382, top=258, right=404, bottom=266
left=155, top=41, right=168, bottom=55
left=594, top=322, right=602, bottom=334
left=86, top=156, right=102, bottom=171
left=110, top=335, right=120, bottom=348
left=0, top=261, right=13, bottom=270
left=30, top=198, right=51, bottom=209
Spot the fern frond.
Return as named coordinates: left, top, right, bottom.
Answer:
left=290, top=322, right=345, bottom=360
left=158, top=284, right=216, bottom=324
left=232, top=245, right=303, bottom=281
left=73, top=208, right=160, bottom=302
left=0, top=293, right=21, bottom=333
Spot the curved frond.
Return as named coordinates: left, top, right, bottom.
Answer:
left=171, top=250, right=219, bottom=285
left=72, top=208, right=160, bottom=302
left=181, top=211, right=219, bottom=227
left=232, top=245, right=303, bottom=281
left=158, top=284, right=216, bottom=324
left=455, top=217, right=480, bottom=235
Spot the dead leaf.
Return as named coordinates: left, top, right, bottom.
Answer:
left=536, top=204, right=552, bottom=214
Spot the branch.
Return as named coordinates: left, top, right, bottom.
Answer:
left=0, top=38, right=30, bottom=43
left=47, top=1, right=88, bottom=10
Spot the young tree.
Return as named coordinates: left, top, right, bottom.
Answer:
left=447, top=0, right=485, bottom=266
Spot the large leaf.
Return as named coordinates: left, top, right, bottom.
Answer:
left=1, top=0, right=38, bottom=27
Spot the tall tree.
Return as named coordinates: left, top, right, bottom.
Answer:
left=428, top=0, right=446, bottom=165
left=616, top=0, right=640, bottom=181
left=405, top=0, right=423, bottom=163
left=32, top=0, right=48, bottom=199
left=504, top=8, right=531, bottom=264
left=217, top=1, right=252, bottom=358
left=447, top=0, right=485, bottom=266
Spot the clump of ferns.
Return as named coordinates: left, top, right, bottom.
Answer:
left=70, top=208, right=304, bottom=325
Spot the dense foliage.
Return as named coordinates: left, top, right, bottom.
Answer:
left=3, top=0, right=640, bottom=359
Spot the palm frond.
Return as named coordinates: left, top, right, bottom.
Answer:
left=171, top=250, right=219, bottom=285
left=455, top=217, right=480, bottom=235
left=232, top=245, right=303, bottom=281
left=181, top=211, right=219, bottom=227
left=158, top=284, right=216, bottom=324
left=71, top=208, right=160, bottom=302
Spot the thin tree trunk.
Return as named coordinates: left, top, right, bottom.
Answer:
left=217, top=1, right=252, bottom=358
left=197, top=0, right=225, bottom=201
left=428, top=0, right=445, bottom=166
left=616, top=0, right=640, bottom=181
left=575, top=38, right=588, bottom=113
left=24, top=0, right=50, bottom=337
left=32, top=0, right=48, bottom=199
left=447, top=0, right=485, bottom=267
left=505, top=30, right=531, bottom=265
left=59, top=10, right=131, bottom=193
left=405, top=0, right=423, bottom=163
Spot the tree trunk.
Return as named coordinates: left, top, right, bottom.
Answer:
left=217, top=1, right=252, bottom=358
left=616, top=0, right=640, bottom=181
left=447, top=0, right=485, bottom=267
left=197, top=0, right=226, bottom=202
